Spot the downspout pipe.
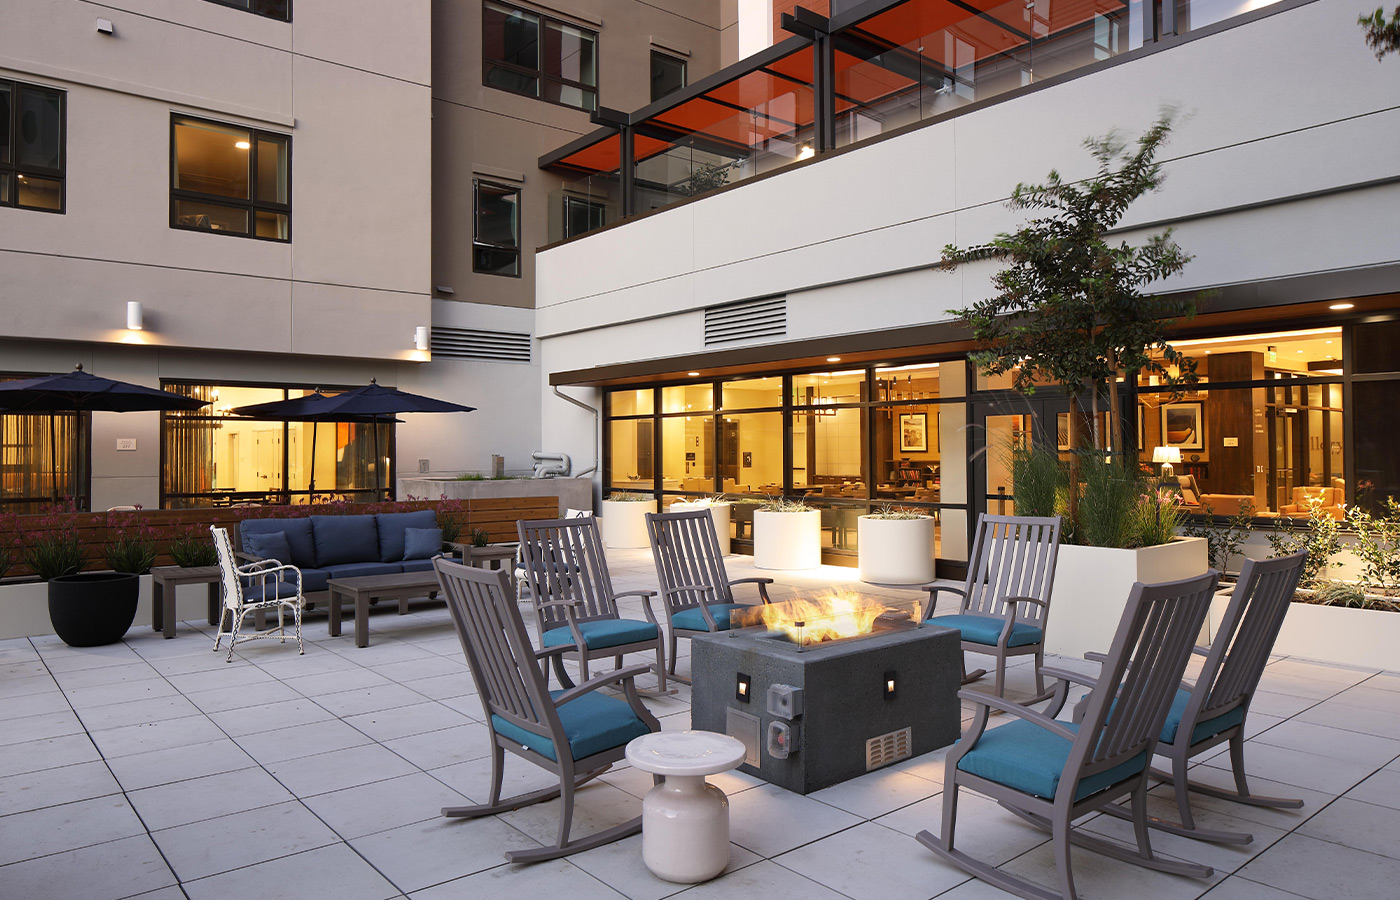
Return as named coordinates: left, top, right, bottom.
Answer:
left=552, top=385, right=599, bottom=478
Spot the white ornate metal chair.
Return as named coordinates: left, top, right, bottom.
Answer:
left=210, top=526, right=303, bottom=662
left=433, top=558, right=661, bottom=862
left=645, top=506, right=772, bottom=682
left=923, top=513, right=1062, bottom=702
left=919, top=570, right=1220, bottom=900
left=517, top=515, right=669, bottom=694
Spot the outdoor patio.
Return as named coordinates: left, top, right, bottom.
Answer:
left=2, top=547, right=1398, bottom=900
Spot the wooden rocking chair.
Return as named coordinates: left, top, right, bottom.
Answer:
left=432, top=558, right=661, bottom=863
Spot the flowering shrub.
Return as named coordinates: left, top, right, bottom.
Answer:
left=166, top=524, right=219, bottom=568
left=102, top=509, right=158, bottom=574
left=22, top=502, right=85, bottom=581
left=1129, top=488, right=1184, bottom=549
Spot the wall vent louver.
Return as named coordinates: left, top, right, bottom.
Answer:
left=704, top=295, right=786, bottom=346
left=430, top=327, right=532, bottom=363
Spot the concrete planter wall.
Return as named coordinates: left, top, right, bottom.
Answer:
left=668, top=501, right=732, bottom=555
left=1046, top=537, right=1208, bottom=659
left=753, top=509, right=821, bottom=570
left=858, top=515, right=936, bottom=585
left=600, top=499, right=657, bottom=549
left=1203, top=587, right=1400, bottom=671
left=0, top=574, right=155, bottom=641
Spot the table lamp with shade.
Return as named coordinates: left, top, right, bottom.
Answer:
left=1152, top=445, right=1181, bottom=480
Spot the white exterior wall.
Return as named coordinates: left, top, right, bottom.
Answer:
left=535, top=0, right=1400, bottom=470
left=0, top=0, right=435, bottom=509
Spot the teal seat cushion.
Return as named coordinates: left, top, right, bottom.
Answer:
left=672, top=603, right=748, bottom=632
left=1160, top=688, right=1246, bottom=745
left=931, top=613, right=1043, bottom=648
left=957, top=718, right=1147, bottom=801
left=541, top=618, right=659, bottom=650
left=491, top=690, right=652, bottom=762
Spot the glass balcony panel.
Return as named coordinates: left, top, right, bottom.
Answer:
left=548, top=171, right=620, bottom=243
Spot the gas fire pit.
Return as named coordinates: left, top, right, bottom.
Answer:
left=690, top=591, right=961, bottom=794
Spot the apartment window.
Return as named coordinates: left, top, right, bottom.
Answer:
left=562, top=195, right=606, bottom=238
left=203, top=0, right=291, bottom=21
left=483, top=2, right=597, bottom=111
left=171, top=116, right=290, bottom=241
left=650, top=51, right=686, bottom=102
left=474, top=180, right=521, bottom=276
left=0, top=80, right=65, bottom=213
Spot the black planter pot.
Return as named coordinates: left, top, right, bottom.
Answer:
left=48, top=572, right=141, bottom=647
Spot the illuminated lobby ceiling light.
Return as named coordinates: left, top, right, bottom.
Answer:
left=1328, top=302, right=1355, bottom=310
left=827, top=357, right=840, bottom=362
left=235, top=140, right=251, bottom=150
left=687, top=372, right=700, bottom=377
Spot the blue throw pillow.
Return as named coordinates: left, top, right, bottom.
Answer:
left=244, top=530, right=291, bottom=563
left=403, top=527, right=443, bottom=560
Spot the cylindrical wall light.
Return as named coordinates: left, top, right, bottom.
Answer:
left=126, top=301, right=143, bottom=331
left=414, top=326, right=429, bottom=351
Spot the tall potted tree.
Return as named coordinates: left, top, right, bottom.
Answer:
left=942, top=112, right=1198, bottom=521
left=944, top=115, right=1210, bottom=656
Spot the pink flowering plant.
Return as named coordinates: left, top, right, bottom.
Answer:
left=102, top=509, right=158, bottom=575
left=22, top=501, right=86, bottom=581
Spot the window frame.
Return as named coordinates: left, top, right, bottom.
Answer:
left=1, top=79, right=66, bottom=214
left=169, top=114, right=292, bottom=243
left=562, top=194, right=607, bottom=239
left=473, top=178, right=522, bottom=278
left=481, top=1, right=599, bottom=112
left=202, top=0, right=292, bottom=22
left=649, top=50, right=687, bottom=102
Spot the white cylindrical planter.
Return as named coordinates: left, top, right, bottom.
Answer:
left=626, top=731, right=746, bottom=884
left=858, top=515, right=936, bottom=584
left=752, top=509, right=821, bottom=570
left=668, top=501, right=731, bottom=555
left=599, top=499, right=656, bottom=549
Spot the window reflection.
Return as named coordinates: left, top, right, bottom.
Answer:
left=719, top=413, right=782, bottom=495
left=608, top=418, right=654, bottom=491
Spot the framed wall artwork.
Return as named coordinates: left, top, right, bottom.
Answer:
left=1160, top=401, right=1205, bottom=450
left=899, top=413, right=927, bottom=452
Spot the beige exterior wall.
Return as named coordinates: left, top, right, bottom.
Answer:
left=429, top=0, right=724, bottom=310
left=0, top=0, right=434, bottom=509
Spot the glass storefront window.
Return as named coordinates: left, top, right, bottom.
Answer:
left=792, top=369, right=865, bottom=408
left=0, top=377, right=86, bottom=512
left=1353, top=320, right=1400, bottom=374
left=721, top=376, right=782, bottom=410
left=608, top=418, right=654, bottom=491
left=871, top=401, right=959, bottom=504
left=1144, top=327, right=1343, bottom=385
left=662, top=384, right=712, bottom=414
left=792, top=405, right=864, bottom=496
left=662, top=413, right=713, bottom=494
left=718, top=412, right=782, bottom=495
left=1138, top=382, right=1343, bottom=517
left=1354, top=381, right=1400, bottom=511
left=609, top=388, right=653, bottom=417
left=873, top=363, right=951, bottom=401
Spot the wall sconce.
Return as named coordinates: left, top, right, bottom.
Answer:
left=1152, top=445, right=1181, bottom=480
left=126, top=301, right=143, bottom=331
left=414, top=326, right=429, bottom=351
left=883, top=670, right=897, bottom=700
left=735, top=673, right=751, bottom=703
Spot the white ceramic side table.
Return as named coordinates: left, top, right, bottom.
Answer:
left=625, top=730, right=747, bottom=883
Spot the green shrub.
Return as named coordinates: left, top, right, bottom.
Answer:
left=23, top=507, right=85, bottom=581
left=167, top=526, right=219, bottom=568
left=1009, top=444, right=1064, bottom=519
left=1267, top=502, right=1342, bottom=588
left=1182, top=501, right=1255, bottom=574
left=102, top=511, right=158, bottom=575
left=1074, top=452, right=1141, bottom=549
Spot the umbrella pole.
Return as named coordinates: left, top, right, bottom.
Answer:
left=49, top=414, right=58, bottom=505
left=309, top=420, right=317, bottom=501
left=372, top=417, right=382, bottom=501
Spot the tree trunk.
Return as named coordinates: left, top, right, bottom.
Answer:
left=1066, top=390, right=1083, bottom=526
left=1106, top=349, right=1124, bottom=471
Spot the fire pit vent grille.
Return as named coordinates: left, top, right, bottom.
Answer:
left=866, top=727, right=912, bottom=770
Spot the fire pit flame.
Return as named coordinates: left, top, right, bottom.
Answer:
left=739, top=589, right=903, bottom=646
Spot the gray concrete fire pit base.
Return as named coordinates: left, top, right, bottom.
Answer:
left=690, top=623, right=962, bottom=794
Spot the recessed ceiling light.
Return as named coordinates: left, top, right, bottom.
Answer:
left=687, top=372, right=699, bottom=377
left=1326, top=340, right=1333, bottom=344
left=1204, top=350, right=1212, bottom=354
left=1329, top=303, right=1354, bottom=310
left=235, top=140, right=251, bottom=150
left=826, top=357, right=840, bottom=362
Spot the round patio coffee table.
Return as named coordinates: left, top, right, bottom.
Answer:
left=625, top=730, right=747, bottom=883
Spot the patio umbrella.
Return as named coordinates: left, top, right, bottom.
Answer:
left=232, top=380, right=474, bottom=497
left=0, top=364, right=210, bottom=507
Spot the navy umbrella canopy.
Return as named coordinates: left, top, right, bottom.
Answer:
left=0, top=364, right=209, bottom=506
left=231, top=380, right=474, bottom=496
